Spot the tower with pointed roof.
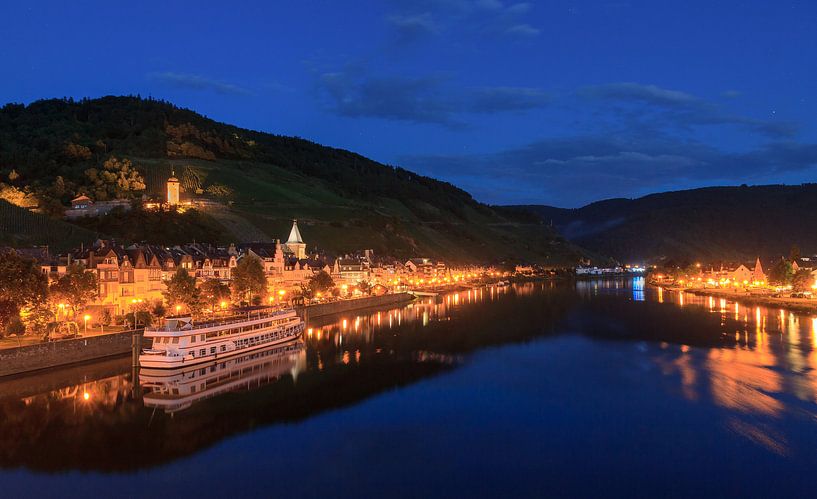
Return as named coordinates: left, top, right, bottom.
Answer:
left=167, top=170, right=180, bottom=206
left=283, top=219, right=307, bottom=259
left=752, top=257, right=766, bottom=283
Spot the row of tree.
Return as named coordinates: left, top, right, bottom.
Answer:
left=0, top=250, right=98, bottom=336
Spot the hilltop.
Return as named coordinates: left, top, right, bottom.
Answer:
left=518, top=184, right=817, bottom=263
left=0, top=96, right=582, bottom=263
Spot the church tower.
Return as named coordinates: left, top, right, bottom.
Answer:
left=284, top=219, right=307, bottom=259
left=167, top=170, right=180, bottom=206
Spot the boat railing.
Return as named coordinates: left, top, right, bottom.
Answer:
left=146, top=308, right=295, bottom=333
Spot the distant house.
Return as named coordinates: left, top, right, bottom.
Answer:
left=64, top=196, right=131, bottom=219
left=728, top=264, right=753, bottom=284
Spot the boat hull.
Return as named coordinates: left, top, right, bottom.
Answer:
left=139, top=325, right=303, bottom=369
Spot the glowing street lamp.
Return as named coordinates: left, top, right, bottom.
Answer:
left=129, top=298, right=144, bottom=328
left=83, top=314, right=91, bottom=335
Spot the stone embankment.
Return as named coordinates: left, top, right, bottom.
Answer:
left=0, top=293, right=415, bottom=378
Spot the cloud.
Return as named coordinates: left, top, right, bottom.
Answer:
left=469, top=86, right=551, bottom=112
left=580, top=82, right=698, bottom=107
left=317, top=69, right=550, bottom=126
left=400, top=135, right=817, bottom=207
left=385, top=0, right=539, bottom=40
left=387, top=13, right=440, bottom=43
left=148, top=72, right=252, bottom=96
left=579, top=82, right=797, bottom=139
left=505, top=23, right=540, bottom=37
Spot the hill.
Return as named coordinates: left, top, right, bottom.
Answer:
left=0, top=199, right=98, bottom=250
left=516, top=184, right=817, bottom=263
left=0, top=96, right=583, bottom=264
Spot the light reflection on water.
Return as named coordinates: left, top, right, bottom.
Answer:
left=4, top=278, right=817, bottom=486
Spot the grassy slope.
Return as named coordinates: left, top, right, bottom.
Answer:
left=0, top=199, right=98, bottom=251
left=137, top=158, right=581, bottom=263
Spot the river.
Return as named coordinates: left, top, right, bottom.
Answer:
left=2, top=278, right=817, bottom=497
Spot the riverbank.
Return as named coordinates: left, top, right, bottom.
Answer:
left=657, top=285, right=817, bottom=314
left=0, top=292, right=416, bottom=378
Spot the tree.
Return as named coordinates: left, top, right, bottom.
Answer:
left=162, top=267, right=202, bottom=316
left=792, top=269, right=814, bottom=292
left=768, top=258, right=794, bottom=286
left=357, top=280, right=372, bottom=295
left=205, top=183, right=233, bottom=199
left=0, top=250, right=49, bottom=334
left=308, top=271, right=335, bottom=295
left=83, top=156, right=145, bottom=201
left=232, top=255, right=267, bottom=304
left=790, top=244, right=802, bottom=262
left=200, top=279, right=231, bottom=312
left=49, top=263, right=98, bottom=317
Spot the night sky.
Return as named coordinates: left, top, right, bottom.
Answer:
left=2, top=1, right=816, bottom=207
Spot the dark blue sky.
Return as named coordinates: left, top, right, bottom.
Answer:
left=2, top=1, right=816, bottom=207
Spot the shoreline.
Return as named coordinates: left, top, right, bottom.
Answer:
left=655, top=284, right=817, bottom=315
left=0, top=292, right=415, bottom=378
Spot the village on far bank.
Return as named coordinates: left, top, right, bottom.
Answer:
left=1, top=173, right=555, bottom=342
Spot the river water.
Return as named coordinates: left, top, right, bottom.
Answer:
left=3, top=278, right=817, bottom=497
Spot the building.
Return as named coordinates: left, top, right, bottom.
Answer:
left=283, top=220, right=307, bottom=259
left=752, top=257, right=766, bottom=283
left=64, top=196, right=131, bottom=219
left=728, top=264, right=753, bottom=284
left=167, top=171, right=180, bottom=206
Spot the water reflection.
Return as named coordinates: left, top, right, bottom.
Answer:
left=140, top=341, right=306, bottom=414
left=4, top=279, right=817, bottom=474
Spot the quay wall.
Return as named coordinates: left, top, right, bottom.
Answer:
left=299, top=293, right=414, bottom=319
left=0, top=293, right=415, bottom=378
left=0, top=331, right=135, bottom=378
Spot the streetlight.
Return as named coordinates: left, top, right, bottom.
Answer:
left=175, top=304, right=182, bottom=315
left=131, top=298, right=143, bottom=329
left=83, top=314, right=91, bottom=335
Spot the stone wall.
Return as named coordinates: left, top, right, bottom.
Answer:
left=299, top=293, right=414, bottom=320
left=0, top=293, right=414, bottom=378
left=0, top=331, right=135, bottom=378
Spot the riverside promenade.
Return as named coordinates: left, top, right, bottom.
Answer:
left=655, top=285, right=817, bottom=314
left=0, top=293, right=414, bottom=377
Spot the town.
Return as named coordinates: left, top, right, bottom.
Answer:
left=0, top=174, right=522, bottom=342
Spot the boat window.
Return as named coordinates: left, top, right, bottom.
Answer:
left=221, top=345, right=226, bottom=352
left=200, top=349, right=206, bottom=356
left=190, top=336, right=196, bottom=343
left=200, top=335, right=206, bottom=341
left=210, top=347, right=216, bottom=354
left=172, top=337, right=179, bottom=344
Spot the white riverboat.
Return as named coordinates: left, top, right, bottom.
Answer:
left=140, top=340, right=305, bottom=413
left=139, top=308, right=305, bottom=369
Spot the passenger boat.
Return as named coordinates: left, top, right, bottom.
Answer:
left=139, top=308, right=305, bottom=369
left=140, top=340, right=305, bottom=413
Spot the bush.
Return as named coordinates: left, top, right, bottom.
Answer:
left=7, top=319, right=26, bottom=336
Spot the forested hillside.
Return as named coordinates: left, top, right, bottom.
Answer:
left=0, top=96, right=583, bottom=263
left=519, top=184, right=817, bottom=263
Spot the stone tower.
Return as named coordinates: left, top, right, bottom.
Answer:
left=167, top=170, right=180, bottom=206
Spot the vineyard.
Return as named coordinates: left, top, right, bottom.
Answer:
left=0, top=200, right=98, bottom=251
